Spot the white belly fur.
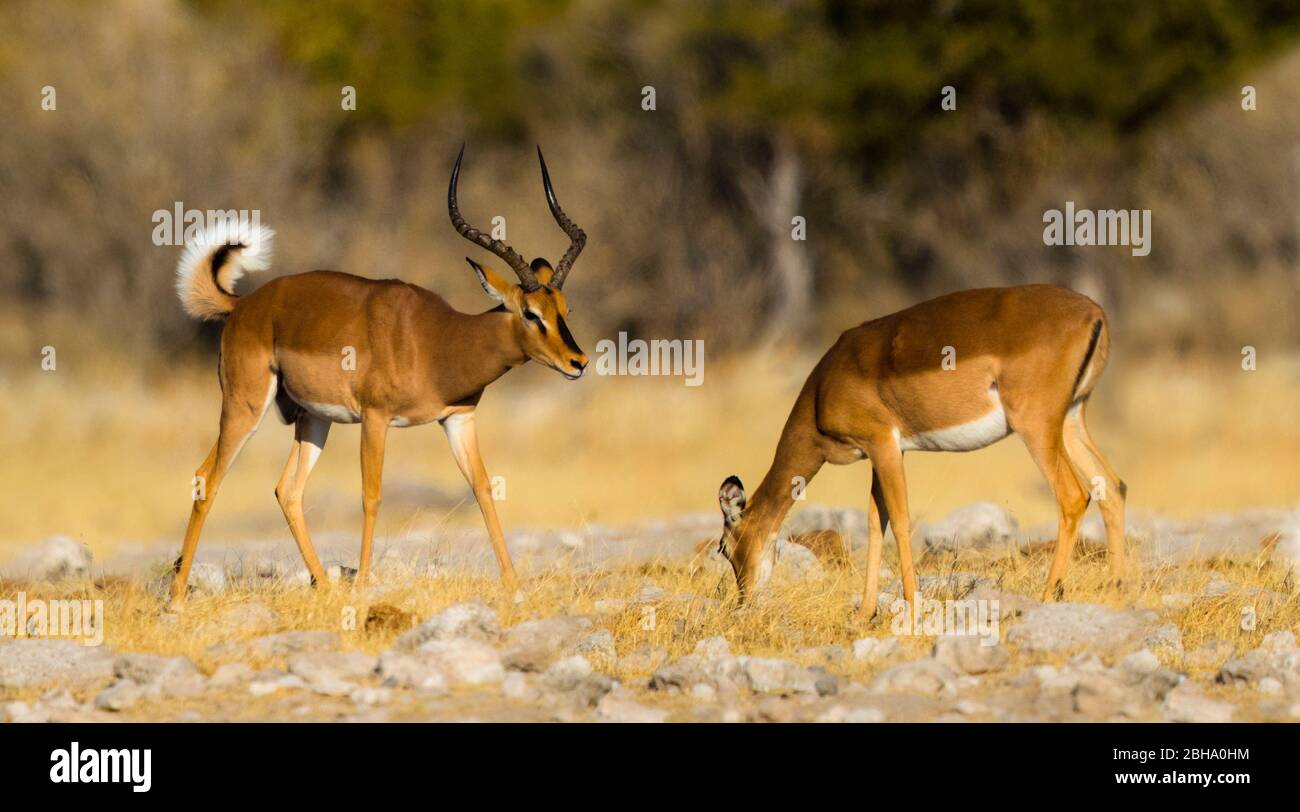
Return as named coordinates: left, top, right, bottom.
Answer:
left=897, top=388, right=1010, bottom=452
left=300, top=400, right=361, bottom=424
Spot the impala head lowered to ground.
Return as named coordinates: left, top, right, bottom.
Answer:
left=450, top=146, right=587, bottom=379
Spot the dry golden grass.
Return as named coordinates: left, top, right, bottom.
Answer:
left=2, top=532, right=1295, bottom=718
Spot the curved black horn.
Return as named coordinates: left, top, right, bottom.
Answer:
left=449, top=144, right=538, bottom=290
left=536, top=146, right=586, bottom=289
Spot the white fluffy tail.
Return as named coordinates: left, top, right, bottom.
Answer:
left=174, top=222, right=275, bottom=321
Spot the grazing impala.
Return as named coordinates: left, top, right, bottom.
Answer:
left=714, top=285, right=1126, bottom=614
left=167, top=146, right=588, bottom=610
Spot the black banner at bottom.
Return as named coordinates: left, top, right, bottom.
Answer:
left=0, top=722, right=1283, bottom=799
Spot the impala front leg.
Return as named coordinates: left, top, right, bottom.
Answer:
left=442, top=411, right=520, bottom=593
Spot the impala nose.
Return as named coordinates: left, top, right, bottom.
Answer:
left=568, top=357, right=587, bottom=377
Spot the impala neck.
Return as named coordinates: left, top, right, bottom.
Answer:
left=737, top=386, right=827, bottom=561
left=444, top=307, right=529, bottom=399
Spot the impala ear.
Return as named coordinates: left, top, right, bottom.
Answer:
left=719, top=475, right=746, bottom=528
left=531, top=258, right=555, bottom=288
left=466, top=257, right=514, bottom=303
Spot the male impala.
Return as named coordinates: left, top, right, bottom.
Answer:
left=167, top=146, right=587, bottom=610
left=714, top=285, right=1126, bottom=614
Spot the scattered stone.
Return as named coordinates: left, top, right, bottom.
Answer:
left=114, top=653, right=206, bottom=698
left=1260, top=631, right=1297, bottom=654
left=414, top=638, right=505, bottom=686
left=29, top=535, right=93, bottom=582
left=394, top=602, right=500, bottom=649
left=596, top=688, right=668, bottom=723
left=209, top=662, right=254, bottom=688
left=954, top=699, right=987, bottom=716
left=574, top=629, right=617, bottom=662
left=542, top=655, right=613, bottom=707
left=810, top=666, right=839, bottom=697
left=917, top=502, right=1019, bottom=553
left=502, top=671, right=540, bottom=701
left=1144, top=624, right=1183, bottom=656
left=1117, top=649, right=1161, bottom=679
left=851, top=636, right=901, bottom=663
left=0, top=639, right=115, bottom=689
left=350, top=686, right=391, bottom=706
left=501, top=615, right=595, bottom=672
left=772, top=538, right=825, bottom=581
left=325, top=563, right=358, bottom=583
left=94, top=680, right=144, bottom=712
left=1184, top=640, right=1233, bottom=670
left=731, top=657, right=820, bottom=696
left=1071, top=672, right=1132, bottom=716
left=932, top=635, right=1009, bottom=675
left=1007, top=603, right=1158, bottom=654
left=378, top=651, right=449, bottom=693
left=693, top=636, right=732, bottom=662
left=250, top=631, right=341, bottom=657
left=1163, top=686, right=1235, bottom=723
left=287, top=651, right=378, bottom=686
left=248, top=672, right=307, bottom=697
left=0, top=701, right=44, bottom=723
left=188, top=562, right=227, bottom=595
left=820, top=705, right=884, bottom=723
left=870, top=660, right=957, bottom=697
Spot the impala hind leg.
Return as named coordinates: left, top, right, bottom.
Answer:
left=357, top=410, right=389, bottom=588
left=859, top=471, right=891, bottom=622
left=442, top=411, right=520, bottom=593
left=1063, top=401, right=1127, bottom=586
left=865, top=438, right=918, bottom=618
left=169, top=377, right=276, bottom=611
left=275, top=415, right=331, bottom=587
left=1018, top=418, right=1090, bottom=602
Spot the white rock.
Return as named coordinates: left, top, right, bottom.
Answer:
left=416, top=638, right=505, bottom=686
left=395, top=602, right=500, bottom=649
left=0, top=640, right=115, bottom=689
left=870, top=660, right=957, bottom=697
left=1007, top=603, right=1158, bottom=654
left=851, top=636, right=901, bottom=663
left=1118, top=649, right=1161, bottom=679
left=209, top=663, right=254, bottom=688
left=350, top=686, right=391, bottom=706
left=502, top=671, right=538, bottom=701
left=692, top=636, right=732, bottom=662
left=916, top=502, right=1019, bottom=552
left=772, top=538, right=824, bottom=581
left=94, top=680, right=144, bottom=712
left=1163, top=687, right=1235, bottom=723
left=932, top=635, right=1009, bottom=675
left=188, top=562, right=227, bottom=595
left=29, top=535, right=93, bottom=582
left=248, top=674, right=306, bottom=696
left=816, top=704, right=885, bottom=723
left=378, top=651, right=449, bottom=693
left=596, top=689, right=668, bottom=723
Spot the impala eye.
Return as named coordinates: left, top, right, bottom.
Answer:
left=524, top=310, right=547, bottom=334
